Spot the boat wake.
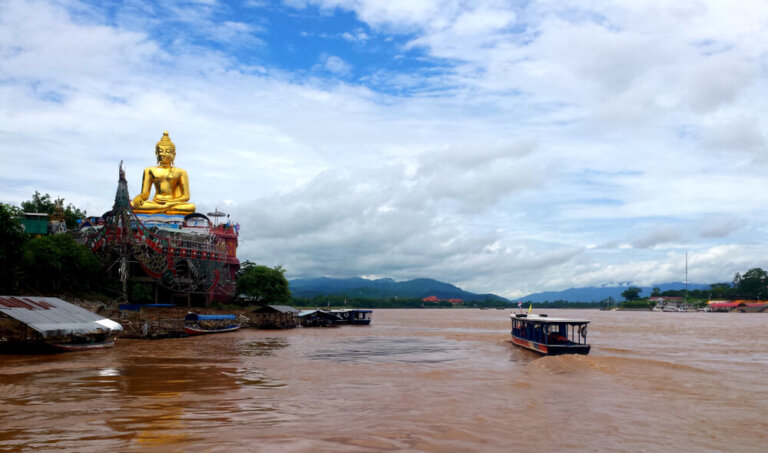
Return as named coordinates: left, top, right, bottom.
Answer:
left=523, top=354, right=709, bottom=378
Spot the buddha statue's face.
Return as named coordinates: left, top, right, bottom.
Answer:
left=156, top=144, right=175, bottom=165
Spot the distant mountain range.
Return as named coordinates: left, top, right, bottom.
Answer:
left=288, top=277, right=713, bottom=303
left=288, top=277, right=508, bottom=302
left=518, top=282, right=711, bottom=303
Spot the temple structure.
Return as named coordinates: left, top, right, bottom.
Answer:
left=75, top=132, right=239, bottom=306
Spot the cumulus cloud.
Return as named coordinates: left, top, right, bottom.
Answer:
left=4, top=0, right=768, bottom=297
left=322, top=55, right=352, bottom=75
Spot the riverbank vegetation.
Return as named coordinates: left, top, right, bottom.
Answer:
left=1, top=201, right=114, bottom=297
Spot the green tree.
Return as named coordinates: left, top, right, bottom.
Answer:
left=0, top=203, right=26, bottom=292
left=709, top=283, right=732, bottom=300
left=21, top=234, right=101, bottom=292
left=651, top=287, right=661, bottom=297
left=621, top=286, right=642, bottom=301
left=620, top=298, right=655, bottom=310
left=21, top=191, right=87, bottom=229
left=736, top=268, right=768, bottom=300
left=236, top=263, right=291, bottom=304
left=129, top=283, right=154, bottom=303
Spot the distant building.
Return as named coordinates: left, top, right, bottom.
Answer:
left=650, top=296, right=691, bottom=311
left=707, top=300, right=768, bottom=313
left=650, top=296, right=683, bottom=304
left=422, top=296, right=463, bottom=305
left=18, top=213, right=49, bottom=236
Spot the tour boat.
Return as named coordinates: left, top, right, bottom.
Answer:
left=183, top=313, right=240, bottom=335
left=510, top=313, right=591, bottom=355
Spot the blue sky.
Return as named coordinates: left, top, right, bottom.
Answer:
left=2, top=0, right=768, bottom=298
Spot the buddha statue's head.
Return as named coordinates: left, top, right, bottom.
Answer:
left=155, top=130, right=176, bottom=165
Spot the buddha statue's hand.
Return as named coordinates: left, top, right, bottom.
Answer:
left=132, top=195, right=145, bottom=207
left=153, top=194, right=172, bottom=203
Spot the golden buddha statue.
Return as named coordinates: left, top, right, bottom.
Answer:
left=131, top=131, right=196, bottom=215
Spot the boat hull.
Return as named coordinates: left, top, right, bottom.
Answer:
left=48, top=339, right=117, bottom=351
left=183, top=325, right=240, bottom=335
left=511, top=335, right=590, bottom=355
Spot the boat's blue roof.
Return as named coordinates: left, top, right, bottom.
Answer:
left=185, top=313, right=237, bottom=321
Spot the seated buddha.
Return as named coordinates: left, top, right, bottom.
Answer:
left=131, top=131, right=196, bottom=215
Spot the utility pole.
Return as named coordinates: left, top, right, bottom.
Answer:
left=684, top=252, right=688, bottom=308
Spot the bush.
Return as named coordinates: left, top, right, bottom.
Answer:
left=21, top=234, right=101, bottom=292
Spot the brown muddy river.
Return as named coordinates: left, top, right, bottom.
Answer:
left=1, top=309, right=767, bottom=452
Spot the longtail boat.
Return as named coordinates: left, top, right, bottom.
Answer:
left=510, top=313, right=590, bottom=355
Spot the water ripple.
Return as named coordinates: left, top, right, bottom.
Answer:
left=307, top=336, right=462, bottom=364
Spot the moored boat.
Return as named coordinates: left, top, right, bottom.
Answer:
left=183, top=313, right=240, bottom=335
left=48, top=336, right=118, bottom=351
left=329, top=309, right=373, bottom=325
left=297, top=309, right=343, bottom=327
left=510, top=313, right=590, bottom=355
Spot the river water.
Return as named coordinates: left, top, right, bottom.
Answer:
left=1, top=309, right=767, bottom=452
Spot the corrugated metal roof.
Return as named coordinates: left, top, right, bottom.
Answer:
left=0, top=296, right=122, bottom=338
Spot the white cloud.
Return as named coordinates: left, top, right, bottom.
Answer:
left=4, top=0, right=768, bottom=298
left=322, top=55, right=352, bottom=74
left=632, top=226, right=684, bottom=250
left=341, top=29, right=370, bottom=42
left=699, top=217, right=743, bottom=239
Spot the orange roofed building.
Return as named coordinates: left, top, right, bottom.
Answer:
left=422, top=296, right=463, bottom=305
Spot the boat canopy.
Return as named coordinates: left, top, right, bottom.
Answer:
left=0, top=296, right=122, bottom=339
left=298, top=309, right=341, bottom=319
left=510, top=313, right=590, bottom=324
left=185, top=313, right=237, bottom=321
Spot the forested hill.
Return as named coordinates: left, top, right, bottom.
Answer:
left=288, top=277, right=509, bottom=302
